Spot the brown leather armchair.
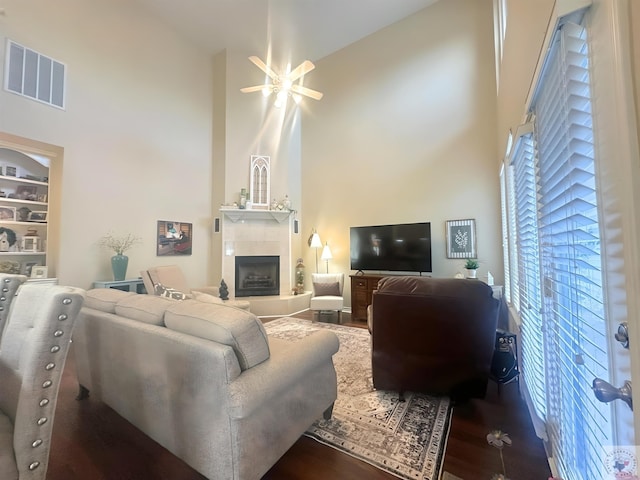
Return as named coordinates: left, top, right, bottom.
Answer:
left=369, top=276, right=499, bottom=400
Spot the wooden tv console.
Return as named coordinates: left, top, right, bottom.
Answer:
left=350, top=274, right=384, bottom=322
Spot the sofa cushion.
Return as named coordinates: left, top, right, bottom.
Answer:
left=85, top=288, right=136, bottom=313
left=192, top=290, right=224, bottom=304
left=154, top=282, right=188, bottom=300
left=114, top=294, right=176, bottom=326
left=313, top=281, right=340, bottom=297
left=164, top=300, right=270, bottom=370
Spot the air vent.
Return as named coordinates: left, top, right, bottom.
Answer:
left=4, top=40, right=66, bottom=109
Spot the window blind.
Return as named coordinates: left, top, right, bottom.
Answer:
left=532, top=21, right=611, bottom=480
left=510, top=130, right=547, bottom=422
left=500, top=166, right=511, bottom=303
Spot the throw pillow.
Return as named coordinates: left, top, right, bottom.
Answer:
left=313, top=281, right=340, bottom=297
left=154, top=282, right=187, bottom=300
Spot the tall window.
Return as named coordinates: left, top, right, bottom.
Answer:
left=503, top=15, right=614, bottom=480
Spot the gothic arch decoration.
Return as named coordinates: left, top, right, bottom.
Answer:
left=250, top=155, right=270, bottom=209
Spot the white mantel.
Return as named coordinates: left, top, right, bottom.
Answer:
left=220, top=208, right=294, bottom=298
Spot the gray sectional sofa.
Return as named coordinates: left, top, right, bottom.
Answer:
left=72, top=288, right=339, bottom=480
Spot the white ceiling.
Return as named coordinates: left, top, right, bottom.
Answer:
left=134, top=0, right=441, bottom=62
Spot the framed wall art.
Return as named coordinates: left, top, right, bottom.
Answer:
left=156, top=220, right=192, bottom=256
left=446, top=219, right=477, bottom=259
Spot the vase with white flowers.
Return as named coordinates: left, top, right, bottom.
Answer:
left=99, top=233, right=141, bottom=281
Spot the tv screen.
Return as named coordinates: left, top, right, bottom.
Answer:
left=350, top=222, right=432, bottom=273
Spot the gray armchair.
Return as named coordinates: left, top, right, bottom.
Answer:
left=0, top=284, right=85, bottom=479
left=0, top=274, right=27, bottom=338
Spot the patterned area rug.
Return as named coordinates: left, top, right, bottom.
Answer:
left=264, top=317, right=451, bottom=480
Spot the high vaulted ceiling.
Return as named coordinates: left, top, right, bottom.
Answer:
left=134, top=0, right=442, bottom=62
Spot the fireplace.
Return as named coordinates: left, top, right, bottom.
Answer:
left=235, top=255, right=280, bottom=297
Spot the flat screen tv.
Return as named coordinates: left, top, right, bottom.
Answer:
left=350, top=222, right=432, bottom=273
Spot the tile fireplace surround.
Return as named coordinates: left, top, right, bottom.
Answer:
left=220, top=209, right=310, bottom=316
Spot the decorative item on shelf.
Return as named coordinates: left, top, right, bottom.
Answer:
left=219, top=279, right=229, bottom=300
left=239, top=188, right=247, bottom=209
left=17, top=207, right=31, bottom=221
left=0, top=227, right=17, bottom=252
left=16, top=185, right=37, bottom=201
left=30, top=265, right=48, bottom=279
left=20, top=236, right=40, bottom=252
left=486, top=271, right=494, bottom=285
left=321, top=242, right=332, bottom=273
left=27, top=211, right=47, bottom=222
left=271, top=198, right=278, bottom=211
left=0, top=260, right=20, bottom=274
left=0, top=206, right=16, bottom=221
left=308, top=229, right=322, bottom=273
left=99, top=232, right=141, bottom=281
left=464, top=258, right=479, bottom=279
left=283, top=195, right=291, bottom=211
left=295, top=258, right=305, bottom=294
left=5, top=166, right=16, bottom=177
left=250, top=155, right=270, bottom=209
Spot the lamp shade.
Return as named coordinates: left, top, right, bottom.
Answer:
left=321, top=243, right=332, bottom=261
left=310, top=233, right=322, bottom=248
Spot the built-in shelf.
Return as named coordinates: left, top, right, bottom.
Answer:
left=0, top=251, right=45, bottom=256
left=220, top=208, right=292, bottom=223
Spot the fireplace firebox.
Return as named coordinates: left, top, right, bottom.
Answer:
left=235, top=255, right=280, bottom=297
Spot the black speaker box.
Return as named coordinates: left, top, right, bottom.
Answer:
left=490, top=330, right=518, bottom=383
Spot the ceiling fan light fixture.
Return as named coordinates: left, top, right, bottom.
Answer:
left=241, top=56, right=323, bottom=106
left=274, top=90, right=289, bottom=108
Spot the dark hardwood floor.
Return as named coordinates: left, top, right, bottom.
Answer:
left=47, top=310, right=551, bottom=480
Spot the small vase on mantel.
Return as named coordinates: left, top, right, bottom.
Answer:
left=111, top=254, right=129, bottom=281
left=466, top=268, right=478, bottom=279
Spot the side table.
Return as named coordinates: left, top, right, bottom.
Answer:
left=93, top=278, right=146, bottom=294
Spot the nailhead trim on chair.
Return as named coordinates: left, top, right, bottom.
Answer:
left=27, top=296, right=76, bottom=474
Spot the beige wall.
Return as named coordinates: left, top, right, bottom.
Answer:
left=0, top=0, right=214, bottom=289
left=1, top=0, right=507, bottom=302
left=301, top=0, right=500, bottom=307
left=496, top=0, right=555, bottom=153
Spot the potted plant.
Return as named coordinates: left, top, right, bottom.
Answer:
left=464, top=258, right=479, bottom=279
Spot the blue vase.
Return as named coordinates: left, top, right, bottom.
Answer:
left=111, top=254, right=128, bottom=281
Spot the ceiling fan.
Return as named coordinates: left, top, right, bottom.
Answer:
left=240, top=56, right=323, bottom=107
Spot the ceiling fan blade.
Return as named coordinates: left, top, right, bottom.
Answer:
left=240, top=85, right=269, bottom=93
left=288, top=60, right=315, bottom=82
left=248, top=56, right=278, bottom=80
left=291, top=84, right=324, bottom=100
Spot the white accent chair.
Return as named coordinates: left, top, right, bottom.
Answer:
left=0, top=283, right=85, bottom=479
left=310, top=273, right=344, bottom=322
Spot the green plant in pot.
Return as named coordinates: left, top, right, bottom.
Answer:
left=464, top=258, right=479, bottom=278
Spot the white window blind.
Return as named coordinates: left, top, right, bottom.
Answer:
left=510, top=130, right=547, bottom=422
left=500, top=166, right=511, bottom=303
left=533, top=21, right=611, bottom=479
